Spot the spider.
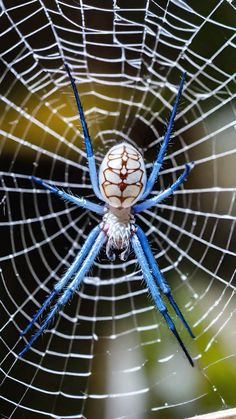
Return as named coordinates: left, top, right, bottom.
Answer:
left=19, top=64, right=195, bottom=366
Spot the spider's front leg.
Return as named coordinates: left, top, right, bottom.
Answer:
left=135, top=226, right=194, bottom=338
left=20, top=225, right=101, bottom=337
left=131, top=232, right=194, bottom=367
left=19, top=226, right=106, bottom=358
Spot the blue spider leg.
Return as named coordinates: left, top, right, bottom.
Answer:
left=131, top=233, right=194, bottom=367
left=64, top=63, right=104, bottom=202
left=141, top=72, right=187, bottom=201
left=32, top=176, right=105, bottom=215
left=135, top=226, right=194, bottom=338
left=133, top=162, right=194, bottom=214
left=18, top=230, right=106, bottom=358
left=20, top=225, right=101, bottom=337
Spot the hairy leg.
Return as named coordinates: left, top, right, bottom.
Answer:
left=141, top=72, right=187, bottom=200
left=21, top=225, right=101, bottom=336
left=32, top=176, right=105, bottom=215
left=19, top=230, right=106, bottom=358
left=133, top=162, right=194, bottom=214
left=131, top=233, right=194, bottom=366
left=65, top=63, right=103, bottom=201
left=135, top=226, right=194, bottom=338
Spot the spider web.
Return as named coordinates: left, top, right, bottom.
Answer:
left=0, top=1, right=236, bottom=418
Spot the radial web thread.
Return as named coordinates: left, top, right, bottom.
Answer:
left=0, top=1, right=236, bottom=418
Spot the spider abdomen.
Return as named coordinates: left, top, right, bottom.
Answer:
left=99, top=142, right=147, bottom=208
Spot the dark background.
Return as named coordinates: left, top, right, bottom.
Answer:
left=0, top=1, right=236, bottom=418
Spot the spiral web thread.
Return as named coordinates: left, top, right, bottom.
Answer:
left=0, top=1, right=235, bottom=418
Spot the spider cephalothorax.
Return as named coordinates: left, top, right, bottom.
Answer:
left=19, top=64, right=195, bottom=367
left=101, top=207, right=136, bottom=261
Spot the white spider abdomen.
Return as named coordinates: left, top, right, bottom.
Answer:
left=99, top=142, right=147, bottom=208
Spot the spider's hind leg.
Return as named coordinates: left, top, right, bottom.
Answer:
left=135, top=226, right=194, bottom=338
left=131, top=232, right=194, bottom=367
left=64, top=63, right=103, bottom=201
left=140, top=72, right=187, bottom=201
